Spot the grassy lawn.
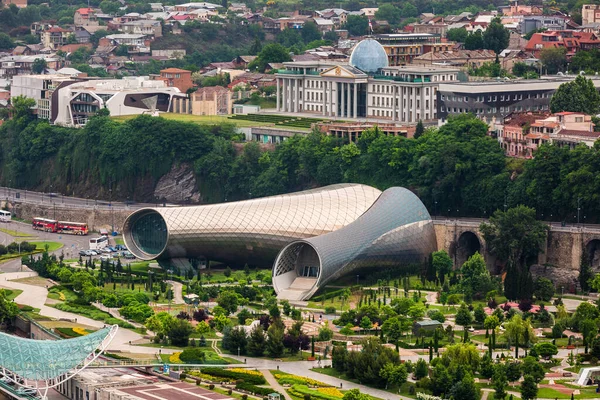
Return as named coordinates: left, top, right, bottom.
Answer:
left=48, top=286, right=79, bottom=302
left=537, top=387, right=600, bottom=399
left=311, top=368, right=418, bottom=398
left=1, top=288, right=22, bottom=300
left=113, top=113, right=267, bottom=128
left=13, top=276, right=52, bottom=287
left=31, top=241, right=64, bottom=252
left=0, top=227, right=37, bottom=238
left=101, top=282, right=171, bottom=303
left=114, top=237, right=125, bottom=245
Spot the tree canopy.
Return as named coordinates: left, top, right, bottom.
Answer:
left=550, top=75, right=600, bottom=115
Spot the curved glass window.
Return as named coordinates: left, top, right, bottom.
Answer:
left=131, top=212, right=168, bottom=255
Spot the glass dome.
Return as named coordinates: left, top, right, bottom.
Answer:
left=349, top=39, right=389, bottom=73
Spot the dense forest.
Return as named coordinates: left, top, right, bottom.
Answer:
left=1, top=100, right=600, bottom=223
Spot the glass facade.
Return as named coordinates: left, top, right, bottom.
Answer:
left=349, top=39, right=390, bottom=73
left=273, top=187, right=437, bottom=300
left=130, top=211, right=168, bottom=256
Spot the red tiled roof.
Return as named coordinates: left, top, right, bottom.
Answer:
left=558, top=130, right=600, bottom=138
left=76, top=8, right=94, bottom=15
left=161, top=68, right=191, bottom=73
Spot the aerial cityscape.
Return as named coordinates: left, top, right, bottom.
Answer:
left=3, top=0, right=600, bottom=399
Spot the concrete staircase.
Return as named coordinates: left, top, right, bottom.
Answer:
left=277, top=277, right=317, bottom=300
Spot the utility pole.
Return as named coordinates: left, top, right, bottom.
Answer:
left=577, top=197, right=582, bottom=224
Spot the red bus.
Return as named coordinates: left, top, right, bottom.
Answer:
left=57, top=221, right=89, bottom=235
left=32, top=218, right=58, bottom=232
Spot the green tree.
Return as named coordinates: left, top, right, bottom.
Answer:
left=379, top=362, right=407, bottom=389
left=533, top=342, right=558, bottom=359
left=533, top=277, right=554, bottom=302
left=0, top=33, right=14, bottom=50
left=520, top=374, right=538, bottom=400
left=168, top=318, right=194, bottom=346
left=99, top=0, right=120, bottom=14
left=247, top=324, right=266, bottom=356
left=250, top=43, right=291, bottom=72
left=431, top=364, right=453, bottom=397
left=455, top=303, right=473, bottom=329
left=0, top=290, right=18, bottom=325
left=480, top=206, right=549, bottom=301
left=414, top=358, right=428, bottom=379
left=580, top=318, right=598, bottom=354
left=414, top=120, right=425, bottom=139
left=539, top=47, right=567, bottom=74
left=342, top=389, right=370, bottom=400
left=301, top=21, right=321, bottom=43
left=216, top=290, right=239, bottom=315
left=374, top=4, right=401, bottom=25
left=483, top=17, right=509, bottom=54
left=344, top=15, right=369, bottom=36
left=449, top=373, right=480, bottom=400
left=550, top=75, right=600, bottom=115
left=521, top=356, right=545, bottom=383
left=492, top=364, right=508, bottom=400
left=360, top=316, right=372, bottom=333
left=580, top=250, right=594, bottom=292
left=464, top=31, right=484, bottom=50
left=505, top=314, right=535, bottom=358
left=266, top=322, right=285, bottom=357
left=31, top=58, right=47, bottom=74
left=447, top=27, right=468, bottom=42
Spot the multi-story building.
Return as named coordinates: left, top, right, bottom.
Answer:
left=525, top=112, right=600, bottom=156
left=583, top=4, right=600, bottom=25
left=121, top=20, right=163, bottom=37
left=525, top=30, right=600, bottom=57
left=315, top=121, right=416, bottom=141
left=412, top=49, right=496, bottom=69
left=74, top=8, right=99, bottom=27
left=375, top=34, right=454, bottom=66
left=437, top=75, right=600, bottom=124
left=157, top=67, right=193, bottom=92
left=0, top=54, right=59, bottom=79
left=42, top=27, right=72, bottom=50
left=519, top=16, right=568, bottom=35
left=275, top=39, right=459, bottom=124
left=500, top=111, right=549, bottom=157
left=11, top=75, right=183, bottom=126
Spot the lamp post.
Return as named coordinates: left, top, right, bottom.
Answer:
left=237, top=346, right=240, bottom=357
left=577, top=197, right=582, bottom=225
left=168, top=269, right=173, bottom=314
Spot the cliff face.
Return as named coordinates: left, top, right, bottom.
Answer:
left=153, top=164, right=201, bottom=204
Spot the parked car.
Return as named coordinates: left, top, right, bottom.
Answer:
left=122, top=251, right=135, bottom=259
left=100, top=255, right=111, bottom=261
left=107, top=246, right=117, bottom=252
left=89, top=250, right=98, bottom=256
left=100, top=248, right=112, bottom=254
left=79, top=250, right=87, bottom=256
left=115, top=244, right=127, bottom=251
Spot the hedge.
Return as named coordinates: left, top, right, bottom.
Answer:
left=235, top=382, right=279, bottom=396
left=200, top=368, right=266, bottom=385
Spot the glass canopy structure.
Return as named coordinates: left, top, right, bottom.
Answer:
left=0, top=325, right=118, bottom=399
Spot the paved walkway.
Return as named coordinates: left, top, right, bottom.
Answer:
left=166, top=280, right=185, bottom=304
left=261, top=370, right=293, bottom=400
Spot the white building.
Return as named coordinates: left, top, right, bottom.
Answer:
left=275, top=39, right=459, bottom=123
left=11, top=75, right=183, bottom=127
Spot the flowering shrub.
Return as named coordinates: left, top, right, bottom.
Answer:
left=274, top=374, right=330, bottom=387
left=59, top=292, right=66, bottom=301
left=72, top=327, right=89, bottom=336
left=169, top=352, right=182, bottom=363
left=228, top=368, right=264, bottom=378
left=317, top=387, right=343, bottom=398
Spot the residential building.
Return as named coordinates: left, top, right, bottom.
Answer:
left=412, top=23, right=448, bottom=37
left=104, top=34, right=147, bottom=46
left=583, top=4, right=600, bottom=25
left=0, top=54, right=59, bottom=79
left=2, top=0, right=27, bottom=8
left=525, top=30, right=600, bottom=58
left=11, top=75, right=183, bottom=126
left=172, top=2, right=220, bottom=12
left=275, top=39, right=459, bottom=123
left=157, top=68, right=193, bottom=92
left=42, top=27, right=72, bottom=50
left=121, top=20, right=162, bottom=37
left=437, top=75, right=600, bottom=124
left=500, top=111, right=549, bottom=157
left=519, top=16, right=568, bottom=35
left=375, top=34, right=454, bottom=66
left=74, top=8, right=99, bottom=27
left=412, top=49, right=496, bottom=69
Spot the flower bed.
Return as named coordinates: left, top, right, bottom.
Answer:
left=288, top=384, right=341, bottom=400
left=169, top=352, right=182, bottom=364
left=235, top=381, right=280, bottom=396
left=274, top=373, right=330, bottom=387
left=200, top=367, right=266, bottom=384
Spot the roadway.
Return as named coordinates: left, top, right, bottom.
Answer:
left=0, top=186, right=160, bottom=211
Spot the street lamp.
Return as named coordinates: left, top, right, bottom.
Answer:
left=577, top=197, right=582, bottom=225
left=237, top=346, right=240, bottom=357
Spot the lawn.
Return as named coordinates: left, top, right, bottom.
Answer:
left=102, top=282, right=171, bottom=303
left=1, top=288, right=22, bottom=301
left=31, top=241, right=64, bottom=252
left=158, top=348, right=236, bottom=365
left=536, top=387, right=600, bottom=399
left=0, top=227, right=37, bottom=238
left=13, top=276, right=52, bottom=287
left=113, top=113, right=266, bottom=128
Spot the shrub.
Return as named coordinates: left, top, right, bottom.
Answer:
left=180, top=348, right=206, bottom=363
left=227, top=389, right=232, bottom=395
left=209, top=384, right=214, bottom=390
left=236, top=382, right=278, bottom=396
left=242, top=395, right=248, bottom=400
left=324, top=306, right=336, bottom=314
left=200, top=368, right=266, bottom=384
left=180, top=373, right=187, bottom=380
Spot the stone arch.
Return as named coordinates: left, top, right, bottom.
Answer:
left=586, top=239, right=600, bottom=271
left=454, top=231, right=482, bottom=269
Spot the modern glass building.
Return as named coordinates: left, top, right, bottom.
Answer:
left=122, top=184, right=437, bottom=300
left=0, top=325, right=117, bottom=399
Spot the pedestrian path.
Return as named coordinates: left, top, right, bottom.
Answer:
left=261, top=370, right=293, bottom=400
